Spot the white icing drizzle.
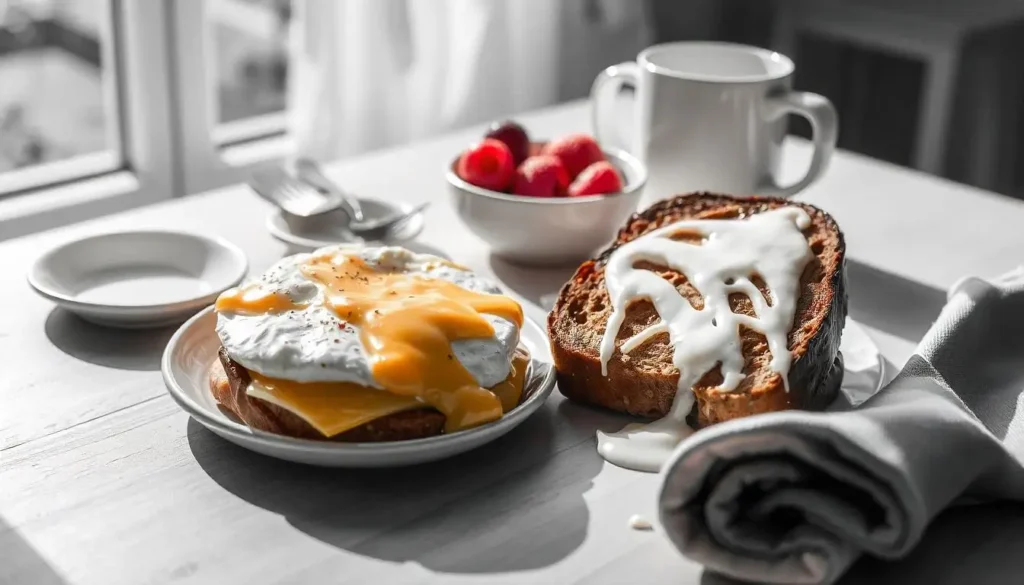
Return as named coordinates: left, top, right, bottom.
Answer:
left=597, top=417, right=694, bottom=473
left=596, top=207, right=814, bottom=473
left=628, top=514, right=654, bottom=531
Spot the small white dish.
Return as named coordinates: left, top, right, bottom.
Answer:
left=162, top=306, right=556, bottom=467
left=28, top=231, right=247, bottom=329
left=266, top=198, right=424, bottom=253
left=832, top=316, right=887, bottom=409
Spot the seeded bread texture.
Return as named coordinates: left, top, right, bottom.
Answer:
left=547, top=193, right=847, bottom=426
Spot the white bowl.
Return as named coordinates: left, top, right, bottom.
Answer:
left=447, top=147, right=647, bottom=266
left=28, top=231, right=248, bottom=328
left=162, top=306, right=557, bottom=467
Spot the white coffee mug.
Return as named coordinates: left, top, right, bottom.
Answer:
left=591, top=42, right=837, bottom=205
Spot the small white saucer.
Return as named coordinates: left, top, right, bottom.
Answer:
left=29, top=231, right=248, bottom=329
left=266, top=198, right=425, bottom=253
left=832, top=316, right=887, bottom=409
left=162, top=306, right=556, bottom=467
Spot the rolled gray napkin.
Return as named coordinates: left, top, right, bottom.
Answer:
left=658, top=268, right=1024, bottom=585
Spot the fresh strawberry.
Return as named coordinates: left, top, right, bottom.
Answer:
left=541, top=133, right=605, bottom=179
left=512, top=155, right=569, bottom=197
left=485, top=121, right=530, bottom=166
left=567, top=161, right=623, bottom=196
left=457, top=138, right=515, bottom=191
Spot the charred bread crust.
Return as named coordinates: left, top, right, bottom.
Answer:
left=547, top=192, right=848, bottom=426
left=210, top=347, right=533, bottom=442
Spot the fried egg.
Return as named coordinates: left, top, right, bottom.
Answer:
left=215, top=246, right=520, bottom=390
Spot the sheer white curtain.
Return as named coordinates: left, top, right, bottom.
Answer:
left=288, top=0, right=652, bottom=161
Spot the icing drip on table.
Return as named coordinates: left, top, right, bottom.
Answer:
left=596, top=207, right=814, bottom=472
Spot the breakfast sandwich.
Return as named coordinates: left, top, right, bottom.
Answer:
left=210, top=246, right=530, bottom=442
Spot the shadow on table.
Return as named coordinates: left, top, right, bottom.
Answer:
left=188, top=401, right=601, bottom=574
left=845, top=259, right=947, bottom=343
left=698, top=502, right=1024, bottom=585
left=844, top=502, right=1024, bottom=584
left=43, top=308, right=176, bottom=371
left=0, top=518, right=68, bottom=585
left=555, top=392, right=648, bottom=434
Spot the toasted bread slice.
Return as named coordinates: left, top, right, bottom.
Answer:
left=548, top=193, right=847, bottom=426
left=210, top=347, right=532, bottom=441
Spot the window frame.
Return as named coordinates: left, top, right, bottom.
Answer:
left=168, top=0, right=291, bottom=196
left=0, top=0, right=294, bottom=241
left=0, top=0, right=178, bottom=241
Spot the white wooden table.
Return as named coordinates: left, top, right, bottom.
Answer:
left=3, top=101, right=1024, bottom=585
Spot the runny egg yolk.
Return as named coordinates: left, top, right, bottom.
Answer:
left=215, top=254, right=524, bottom=433
left=215, top=289, right=305, bottom=313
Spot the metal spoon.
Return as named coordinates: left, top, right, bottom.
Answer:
left=250, top=167, right=339, bottom=218
left=277, top=203, right=427, bottom=244
left=250, top=172, right=428, bottom=241
left=347, top=201, right=430, bottom=241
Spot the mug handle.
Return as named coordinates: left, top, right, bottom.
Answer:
left=762, top=91, right=838, bottom=197
left=590, top=62, right=640, bottom=151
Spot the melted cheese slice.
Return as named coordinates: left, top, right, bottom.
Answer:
left=245, top=350, right=531, bottom=437
left=246, top=372, right=426, bottom=437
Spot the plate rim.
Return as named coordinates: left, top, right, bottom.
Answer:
left=27, top=230, right=249, bottom=313
left=161, top=305, right=556, bottom=454
left=265, top=201, right=425, bottom=250
left=837, top=315, right=887, bottom=406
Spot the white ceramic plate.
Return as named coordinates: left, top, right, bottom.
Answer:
left=162, top=306, right=556, bottom=467
left=266, top=198, right=425, bottom=253
left=28, top=231, right=248, bottom=329
left=831, top=316, right=887, bottom=409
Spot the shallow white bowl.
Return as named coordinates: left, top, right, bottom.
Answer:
left=447, top=146, right=647, bottom=266
left=162, top=306, right=556, bottom=467
left=28, top=231, right=248, bottom=329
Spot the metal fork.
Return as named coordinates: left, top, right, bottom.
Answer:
left=250, top=167, right=341, bottom=218
left=295, top=158, right=365, bottom=222
left=249, top=168, right=429, bottom=240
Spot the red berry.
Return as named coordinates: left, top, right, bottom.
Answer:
left=541, top=133, right=605, bottom=180
left=457, top=138, right=515, bottom=191
left=512, top=155, right=569, bottom=198
left=485, top=121, right=530, bottom=166
left=567, top=161, right=623, bottom=196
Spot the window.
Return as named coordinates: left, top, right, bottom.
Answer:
left=0, top=0, right=175, bottom=240
left=0, top=0, right=290, bottom=236
left=167, top=0, right=294, bottom=196
left=209, top=0, right=290, bottom=145
left=0, top=0, right=119, bottom=193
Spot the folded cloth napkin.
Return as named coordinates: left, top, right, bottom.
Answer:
left=658, top=268, right=1024, bottom=585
